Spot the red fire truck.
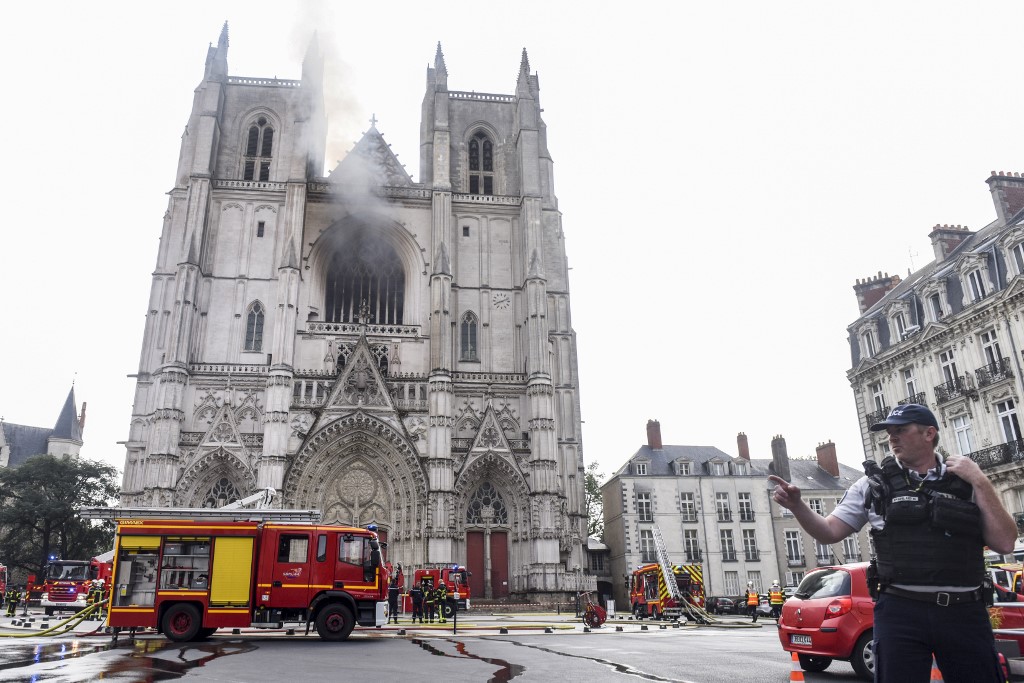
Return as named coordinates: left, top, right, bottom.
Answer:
left=410, top=564, right=471, bottom=618
left=629, top=562, right=705, bottom=620
left=94, top=510, right=388, bottom=642
left=0, top=562, right=7, bottom=596
left=40, top=551, right=114, bottom=616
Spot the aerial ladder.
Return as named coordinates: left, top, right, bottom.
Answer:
left=81, top=488, right=322, bottom=523
left=652, top=525, right=714, bottom=624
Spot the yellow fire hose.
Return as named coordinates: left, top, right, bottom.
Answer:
left=0, top=599, right=108, bottom=638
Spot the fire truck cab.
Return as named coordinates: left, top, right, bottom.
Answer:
left=629, top=563, right=705, bottom=620
left=104, top=515, right=388, bottom=642
left=412, top=565, right=471, bottom=618
left=40, top=552, right=113, bottom=616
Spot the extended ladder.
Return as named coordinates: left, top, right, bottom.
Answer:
left=80, top=506, right=322, bottom=524
left=652, top=525, right=715, bottom=624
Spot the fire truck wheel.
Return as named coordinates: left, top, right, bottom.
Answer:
left=442, top=600, right=456, bottom=619
left=315, top=603, right=355, bottom=641
left=161, top=604, right=202, bottom=642
left=197, top=627, right=217, bottom=640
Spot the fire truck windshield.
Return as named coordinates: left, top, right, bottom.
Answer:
left=46, top=564, right=89, bottom=581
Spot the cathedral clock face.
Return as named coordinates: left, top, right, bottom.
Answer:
left=492, top=293, right=511, bottom=309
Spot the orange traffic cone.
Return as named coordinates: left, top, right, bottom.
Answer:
left=930, top=656, right=944, bottom=681
left=789, top=651, right=805, bottom=682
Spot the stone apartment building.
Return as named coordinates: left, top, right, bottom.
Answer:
left=848, top=172, right=1024, bottom=522
left=118, top=25, right=587, bottom=601
left=601, top=420, right=867, bottom=608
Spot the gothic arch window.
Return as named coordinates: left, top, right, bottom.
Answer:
left=202, top=477, right=240, bottom=508
left=245, top=301, right=265, bottom=351
left=243, top=116, right=274, bottom=181
left=467, top=482, right=508, bottom=525
left=460, top=311, right=479, bottom=361
left=468, top=131, right=494, bottom=195
left=324, top=233, right=405, bottom=325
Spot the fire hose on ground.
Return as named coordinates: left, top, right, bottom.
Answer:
left=0, top=599, right=109, bottom=638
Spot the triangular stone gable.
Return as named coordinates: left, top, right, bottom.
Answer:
left=919, top=321, right=950, bottom=342
left=321, top=334, right=398, bottom=413
left=469, top=405, right=513, bottom=453
left=195, top=404, right=249, bottom=466
left=327, top=126, right=412, bottom=188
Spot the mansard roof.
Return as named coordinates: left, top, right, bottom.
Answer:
left=614, top=444, right=750, bottom=476
left=327, top=123, right=412, bottom=187
left=764, top=457, right=862, bottom=492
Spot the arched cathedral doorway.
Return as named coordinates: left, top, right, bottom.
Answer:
left=465, top=482, right=509, bottom=599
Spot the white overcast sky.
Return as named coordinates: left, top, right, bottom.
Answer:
left=2, top=1, right=1023, bottom=482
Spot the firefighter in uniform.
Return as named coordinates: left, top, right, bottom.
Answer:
left=744, top=581, right=760, bottom=622
left=434, top=582, right=449, bottom=624
left=387, top=572, right=401, bottom=624
left=768, top=580, right=784, bottom=621
left=410, top=581, right=425, bottom=624
left=423, top=580, right=436, bottom=623
left=4, top=585, right=19, bottom=617
left=770, top=404, right=1017, bottom=683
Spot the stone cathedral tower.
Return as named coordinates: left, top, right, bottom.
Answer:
left=120, top=25, right=587, bottom=600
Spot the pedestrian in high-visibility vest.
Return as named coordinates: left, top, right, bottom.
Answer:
left=434, top=583, right=448, bottom=624
left=768, top=580, right=784, bottom=621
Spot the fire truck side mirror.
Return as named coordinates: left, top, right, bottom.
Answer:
left=369, top=548, right=382, bottom=569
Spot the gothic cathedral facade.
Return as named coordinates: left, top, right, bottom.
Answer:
left=120, top=26, right=587, bottom=600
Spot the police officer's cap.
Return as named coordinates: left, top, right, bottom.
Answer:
left=869, top=404, right=939, bottom=432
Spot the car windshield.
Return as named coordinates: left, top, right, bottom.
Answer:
left=794, top=568, right=851, bottom=600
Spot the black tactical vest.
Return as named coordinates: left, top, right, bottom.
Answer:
left=866, top=455, right=984, bottom=586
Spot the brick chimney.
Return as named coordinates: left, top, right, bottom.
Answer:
left=929, top=224, right=973, bottom=262
left=737, top=432, right=750, bottom=460
left=853, top=272, right=901, bottom=314
left=646, top=419, right=662, bottom=450
left=987, top=171, right=1024, bottom=225
left=815, top=441, right=840, bottom=478
left=770, top=435, right=791, bottom=483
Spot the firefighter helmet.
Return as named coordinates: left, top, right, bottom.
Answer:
left=747, top=581, right=754, bottom=588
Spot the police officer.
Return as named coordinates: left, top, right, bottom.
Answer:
left=770, top=404, right=1016, bottom=683
left=434, top=582, right=448, bottom=624
left=768, top=580, right=784, bottom=621
left=409, top=581, right=425, bottom=624
left=744, top=581, right=760, bottom=622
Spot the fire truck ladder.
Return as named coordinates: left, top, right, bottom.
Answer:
left=80, top=506, right=322, bottom=524
left=651, top=525, right=715, bottom=625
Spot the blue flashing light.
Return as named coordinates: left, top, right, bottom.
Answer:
left=366, top=524, right=378, bottom=532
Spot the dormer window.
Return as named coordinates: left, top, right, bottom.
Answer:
left=243, top=116, right=274, bottom=181
left=1011, top=241, right=1024, bottom=277
left=966, top=269, right=988, bottom=302
left=468, top=131, right=494, bottom=195
left=676, top=461, right=691, bottom=476
left=710, top=462, right=726, bottom=476
left=733, top=461, right=747, bottom=475
left=958, top=254, right=993, bottom=305
left=635, top=462, right=648, bottom=476
left=928, top=293, right=944, bottom=321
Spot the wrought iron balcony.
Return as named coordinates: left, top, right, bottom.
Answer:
left=744, top=550, right=760, bottom=561
left=722, top=551, right=737, bottom=562
left=968, top=438, right=1024, bottom=470
left=717, top=511, right=732, bottom=523
left=739, top=511, right=756, bottom=522
left=816, top=554, right=836, bottom=566
left=898, top=392, right=927, bottom=406
left=787, top=557, right=805, bottom=567
left=977, top=357, right=1013, bottom=389
left=865, top=406, right=890, bottom=427
left=680, top=512, right=698, bottom=523
left=935, top=377, right=967, bottom=403
left=685, top=550, right=703, bottom=563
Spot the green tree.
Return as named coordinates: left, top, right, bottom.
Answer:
left=584, top=460, right=605, bottom=542
left=0, top=454, right=119, bottom=581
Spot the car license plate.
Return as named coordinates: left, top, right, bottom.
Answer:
left=790, top=634, right=812, bottom=646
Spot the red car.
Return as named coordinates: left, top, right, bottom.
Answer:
left=778, top=562, right=875, bottom=680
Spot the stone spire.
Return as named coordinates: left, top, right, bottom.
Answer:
left=205, top=21, right=229, bottom=80
left=434, top=42, right=448, bottom=88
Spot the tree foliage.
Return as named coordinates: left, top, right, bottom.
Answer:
left=584, top=461, right=605, bottom=542
left=0, top=455, right=119, bottom=581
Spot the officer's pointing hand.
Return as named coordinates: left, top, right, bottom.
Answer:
left=768, top=475, right=802, bottom=510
